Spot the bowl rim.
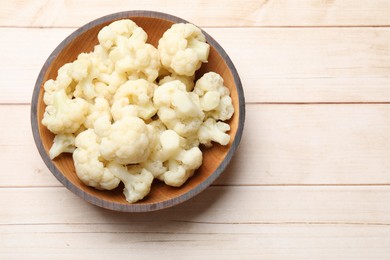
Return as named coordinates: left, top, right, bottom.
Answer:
left=30, top=10, right=246, bottom=212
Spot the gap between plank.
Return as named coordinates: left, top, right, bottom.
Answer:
left=1, top=221, right=390, bottom=227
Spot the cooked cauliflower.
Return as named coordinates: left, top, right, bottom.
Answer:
left=158, top=146, right=203, bottom=187
left=150, top=129, right=203, bottom=187
left=198, top=118, right=231, bottom=147
left=141, top=159, right=167, bottom=178
left=95, top=71, right=128, bottom=104
left=99, top=116, right=152, bottom=164
left=49, top=133, right=76, bottom=159
left=107, top=162, right=154, bottom=203
left=100, top=19, right=160, bottom=82
left=111, top=40, right=161, bottom=82
left=151, top=129, right=183, bottom=162
left=42, top=89, right=89, bottom=134
left=98, top=19, right=147, bottom=50
left=194, top=72, right=234, bottom=121
left=84, top=97, right=112, bottom=129
left=41, top=19, right=235, bottom=204
left=158, top=72, right=195, bottom=91
left=73, top=129, right=120, bottom=190
left=158, top=23, right=210, bottom=76
left=43, top=63, right=75, bottom=106
left=153, top=80, right=204, bottom=137
left=111, top=79, right=157, bottom=121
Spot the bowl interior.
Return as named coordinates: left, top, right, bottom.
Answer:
left=34, top=12, right=242, bottom=211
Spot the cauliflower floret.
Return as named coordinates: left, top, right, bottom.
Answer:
left=73, top=129, right=120, bottom=190
left=141, top=159, right=167, bottom=178
left=194, top=72, right=234, bottom=121
left=149, top=129, right=202, bottom=187
left=139, top=120, right=168, bottom=178
left=100, top=116, right=152, bottom=164
left=90, top=45, right=114, bottom=75
left=158, top=23, right=210, bottom=76
left=198, top=118, right=231, bottom=147
left=146, top=119, right=167, bottom=152
left=158, top=146, right=203, bottom=187
left=43, top=63, right=76, bottom=106
left=42, top=89, right=89, bottom=134
left=111, top=79, right=157, bottom=121
left=158, top=72, right=195, bottom=91
left=153, top=80, right=204, bottom=137
left=151, top=129, right=183, bottom=162
left=111, top=41, right=161, bottom=82
left=43, top=80, right=60, bottom=106
left=107, top=162, right=154, bottom=203
left=101, top=20, right=160, bottom=82
left=98, top=19, right=147, bottom=50
left=84, top=97, right=112, bottom=129
left=49, top=134, right=76, bottom=159
left=95, top=71, right=128, bottom=104
left=72, top=53, right=112, bottom=103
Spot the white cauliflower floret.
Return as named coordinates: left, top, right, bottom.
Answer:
left=89, top=45, right=114, bottom=75
left=73, top=129, right=120, bottom=190
left=153, top=80, right=204, bottom=137
left=43, top=63, right=76, bottom=106
left=84, top=97, right=112, bottom=129
left=100, top=116, right=152, bottom=164
left=111, top=41, right=161, bottom=82
left=158, top=146, right=203, bottom=187
left=158, top=23, right=210, bottom=76
left=101, top=20, right=160, bottom=82
left=49, top=134, right=76, bottom=159
left=146, top=119, right=167, bottom=152
left=107, top=162, right=154, bottom=203
left=95, top=71, right=128, bottom=104
left=152, top=129, right=183, bottom=162
left=43, top=80, right=60, bottom=106
left=42, top=89, right=89, bottom=134
left=150, top=129, right=203, bottom=187
left=198, top=118, right=231, bottom=147
left=158, top=72, right=195, bottom=91
left=141, top=159, right=167, bottom=178
left=139, top=120, right=168, bottom=178
left=98, top=19, right=147, bottom=50
left=111, top=79, right=157, bottom=121
left=194, top=72, right=234, bottom=121
left=72, top=53, right=116, bottom=103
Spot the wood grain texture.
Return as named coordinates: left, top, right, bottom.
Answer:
left=2, top=187, right=390, bottom=224
left=3, top=27, right=390, bottom=104
left=1, top=224, right=390, bottom=258
left=3, top=104, right=390, bottom=187
left=3, top=0, right=390, bottom=258
left=2, top=0, right=390, bottom=27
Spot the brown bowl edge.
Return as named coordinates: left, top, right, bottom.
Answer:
left=30, top=10, right=246, bottom=212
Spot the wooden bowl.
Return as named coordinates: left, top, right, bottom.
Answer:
left=31, top=11, right=245, bottom=212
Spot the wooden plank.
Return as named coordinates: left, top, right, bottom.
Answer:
left=1, top=186, right=390, bottom=224
left=3, top=104, right=390, bottom=187
left=2, top=0, right=390, bottom=27
left=2, top=27, right=390, bottom=104
left=1, top=224, right=390, bottom=258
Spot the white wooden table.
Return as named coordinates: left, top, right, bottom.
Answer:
left=2, top=1, right=390, bottom=258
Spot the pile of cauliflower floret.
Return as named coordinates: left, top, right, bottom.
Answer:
left=42, top=19, right=234, bottom=203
